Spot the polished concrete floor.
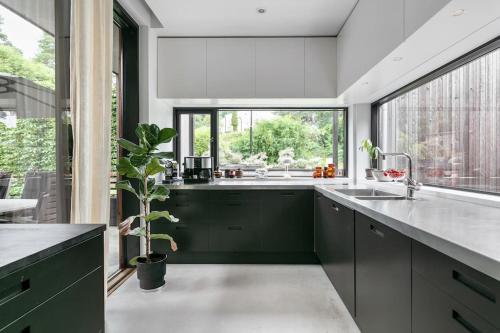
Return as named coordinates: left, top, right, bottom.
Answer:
left=106, top=264, right=360, bottom=333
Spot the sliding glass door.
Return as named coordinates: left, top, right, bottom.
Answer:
left=0, top=0, right=71, bottom=222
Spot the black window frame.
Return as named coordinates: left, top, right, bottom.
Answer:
left=371, top=35, right=500, bottom=195
left=173, top=107, right=349, bottom=177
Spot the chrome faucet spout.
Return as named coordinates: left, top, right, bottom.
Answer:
left=374, top=147, right=421, bottom=199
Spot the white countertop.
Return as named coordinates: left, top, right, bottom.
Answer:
left=164, top=178, right=350, bottom=189
left=315, top=184, right=500, bottom=282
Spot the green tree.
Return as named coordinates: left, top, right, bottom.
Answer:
left=231, top=111, right=238, bottom=132
left=34, top=32, right=55, bottom=69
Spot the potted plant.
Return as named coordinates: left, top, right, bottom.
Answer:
left=117, top=124, right=180, bottom=290
left=359, top=139, right=378, bottom=179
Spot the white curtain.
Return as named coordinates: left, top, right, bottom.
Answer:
left=70, top=0, right=113, bottom=224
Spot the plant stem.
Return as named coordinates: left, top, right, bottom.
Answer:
left=143, top=176, right=151, bottom=258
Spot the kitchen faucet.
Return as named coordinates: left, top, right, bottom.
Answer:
left=375, top=147, right=422, bottom=200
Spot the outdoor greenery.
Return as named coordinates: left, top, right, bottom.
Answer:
left=116, top=124, right=179, bottom=262
left=0, top=15, right=57, bottom=197
left=194, top=110, right=345, bottom=170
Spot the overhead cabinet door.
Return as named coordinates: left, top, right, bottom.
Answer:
left=255, top=38, right=305, bottom=98
left=207, top=38, right=256, bottom=98
left=157, top=38, right=207, bottom=98
left=305, top=38, right=337, bottom=97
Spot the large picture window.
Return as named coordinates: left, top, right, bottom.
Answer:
left=175, top=108, right=347, bottom=177
left=376, top=38, right=500, bottom=194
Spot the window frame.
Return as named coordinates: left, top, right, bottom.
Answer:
left=173, top=107, right=348, bottom=177
left=371, top=35, right=500, bottom=195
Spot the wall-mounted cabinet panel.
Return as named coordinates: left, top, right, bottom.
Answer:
left=256, top=38, right=305, bottom=98
left=305, top=38, right=337, bottom=97
left=206, top=38, right=256, bottom=98
left=404, top=0, right=451, bottom=38
left=157, top=38, right=207, bottom=98
left=375, top=0, right=404, bottom=61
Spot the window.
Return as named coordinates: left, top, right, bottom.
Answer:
left=175, top=108, right=347, bottom=177
left=376, top=38, right=500, bottom=194
left=0, top=1, right=71, bottom=221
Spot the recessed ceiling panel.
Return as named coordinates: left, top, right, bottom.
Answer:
left=145, top=0, right=357, bottom=36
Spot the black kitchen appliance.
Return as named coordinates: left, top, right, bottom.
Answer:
left=182, top=156, right=214, bottom=184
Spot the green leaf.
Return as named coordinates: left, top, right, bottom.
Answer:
left=158, top=128, right=177, bottom=144
left=129, top=256, right=140, bottom=266
left=116, top=180, right=139, bottom=198
left=145, top=157, right=164, bottom=176
left=135, top=125, right=151, bottom=149
left=128, top=227, right=146, bottom=237
left=117, top=138, right=146, bottom=154
left=145, top=210, right=179, bottom=222
left=148, top=185, right=169, bottom=202
left=150, top=233, right=174, bottom=241
left=130, top=154, right=150, bottom=167
left=117, top=157, right=142, bottom=179
left=152, top=151, right=175, bottom=159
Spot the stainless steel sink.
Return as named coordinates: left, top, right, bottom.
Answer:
left=335, top=189, right=406, bottom=200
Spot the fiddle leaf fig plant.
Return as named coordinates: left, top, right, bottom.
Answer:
left=359, top=138, right=378, bottom=169
left=117, top=124, right=180, bottom=264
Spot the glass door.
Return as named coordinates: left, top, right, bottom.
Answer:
left=175, top=110, right=217, bottom=173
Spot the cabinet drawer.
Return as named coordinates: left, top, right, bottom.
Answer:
left=1, top=267, right=104, bottom=333
left=152, top=223, right=209, bottom=252
left=413, top=241, right=500, bottom=329
left=210, top=190, right=260, bottom=202
left=168, top=190, right=209, bottom=202
left=209, top=223, right=260, bottom=252
left=152, top=200, right=211, bottom=224
left=413, top=270, right=499, bottom=333
left=0, top=235, right=103, bottom=329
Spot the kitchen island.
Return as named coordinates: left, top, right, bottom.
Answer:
left=0, top=224, right=106, bottom=333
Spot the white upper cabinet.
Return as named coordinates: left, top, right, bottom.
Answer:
left=206, top=38, right=256, bottom=98
left=255, top=38, right=305, bottom=98
left=305, top=38, right=337, bottom=98
left=157, top=38, right=207, bottom=98
left=157, top=37, right=337, bottom=98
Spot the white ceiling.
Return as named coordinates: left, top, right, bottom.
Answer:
left=145, top=0, right=358, bottom=36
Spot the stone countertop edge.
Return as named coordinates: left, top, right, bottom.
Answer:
left=0, top=224, right=106, bottom=279
left=314, top=186, right=500, bottom=282
left=162, top=179, right=350, bottom=190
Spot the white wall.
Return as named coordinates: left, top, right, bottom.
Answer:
left=348, top=104, right=371, bottom=183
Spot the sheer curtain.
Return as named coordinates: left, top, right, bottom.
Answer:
left=70, top=0, right=113, bottom=224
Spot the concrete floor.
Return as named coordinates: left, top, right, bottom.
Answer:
left=106, top=264, right=360, bottom=333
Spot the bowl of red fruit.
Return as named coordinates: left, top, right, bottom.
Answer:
left=372, top=169, right=406, bottom=182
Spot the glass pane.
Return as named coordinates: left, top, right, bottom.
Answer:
left=378, top=47, right=500, bottom=194
left=218, top=109, right=346, bottom=176
left=178, top=113, right=211, bottom=171
left=0, top=1, right=71, bottom=222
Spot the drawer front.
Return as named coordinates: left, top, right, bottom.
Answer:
left=209, top=223, right=260, bottom=252
left=413, top=270, right=499, bottom=333
left=0, top=235, right=103, bottom=329
left=168, top=190, right=209, bottom=202
left=413, top=241, right=500, bottom=329
left=210, top=201, right=260, bottom=251
left=152, top=223, right=209, bottom=252
left=151, top=200, right=212, bottom=225
left=210, top=190, right=260, bottom=202
left=1, top=267, right=104, bottom=333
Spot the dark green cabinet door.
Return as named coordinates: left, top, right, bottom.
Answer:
left=1, top=267, right=104, bottom=333
left=321, top=196, right=355, bottom=316
left=261, top=190, right=313, bottom=252
left=355, top=212, right=411, bottom=333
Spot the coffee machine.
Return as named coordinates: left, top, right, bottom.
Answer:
left=182, top=156, right=214, bottom=184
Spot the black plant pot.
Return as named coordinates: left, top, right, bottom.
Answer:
left=136, top=253, right=167, bottom=290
